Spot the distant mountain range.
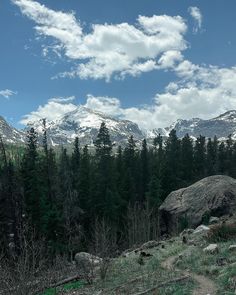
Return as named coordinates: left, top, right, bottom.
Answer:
left=149, top=110, right=236, bottom=140
left=1, top=109, right=236, bottom=146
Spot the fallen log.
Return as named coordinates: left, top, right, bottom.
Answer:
left=34, top=274, right=83, bottom=294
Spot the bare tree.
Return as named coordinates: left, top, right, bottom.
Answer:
left=127, top=201, right=159, bottom=248
left=92, top=218, right=117, bottom=282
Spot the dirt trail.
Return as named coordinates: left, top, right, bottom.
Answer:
left=161, top=255, right=217, bottom=295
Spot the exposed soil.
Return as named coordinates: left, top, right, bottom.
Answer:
left=162, top=255, right=217, bottom=295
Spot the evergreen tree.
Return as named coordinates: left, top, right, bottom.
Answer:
left=193, top=135, right=206, bottom=180
left=93, top=122, right=119, bottom=221
left=41, top=120, right=62, bottom=253
left=122, top=136, right=137, bottom=204
left=225, top=134, right=233, bottom=175
left=162, top=130, right=181, bottom=196
left=0, top=137, right=22, bottom=255
left=206, top=137, right=218, bottom=175
left=21, top=128, right=41, bottom=233
left=218, top=142, right=226, bottom=173
left=181, top=134, right=194, bottom=185
left=140, top=139, right=149, bottom=201
left=79, top=145, right=90, bottom=211
left=231, top=142, right=236, bottom=177
left=71, top=137, right=80, bottom=192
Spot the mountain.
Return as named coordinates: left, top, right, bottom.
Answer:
left=150, top=110, right=236, bottom=139
left=0, top=116, right=25, bottom=144
left=26, top=106, right=145, bottom=146
left=2, top=109, right=236, bottom=147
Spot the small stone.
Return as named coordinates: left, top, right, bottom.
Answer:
left=209, top=216, right=220, bottom=225
left=203, top=244, right=219, bottom=254
left=193, top=225, right=210, bottom=234
left=187, top=239, right=196, bottom=246
left=229, top=245, right=236, bottom=252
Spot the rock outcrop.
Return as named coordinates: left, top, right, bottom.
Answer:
left=74, top=252, right=102, bottom=274
left=159, top=175, right=236, bottom=234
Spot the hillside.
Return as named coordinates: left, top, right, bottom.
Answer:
left=38, top=217, right=236, bottom=295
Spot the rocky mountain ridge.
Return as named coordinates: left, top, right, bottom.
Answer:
left=151, top=110, right=236, bottom=139
left=2, top=109, right=236, bottom=145
left=0, top=116, right=25, bottom=144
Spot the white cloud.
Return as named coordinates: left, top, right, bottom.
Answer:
left=157, top=50, right=184, bottom=69
left=13, top=0, right=187, bottom=80
left=75, top=64, right=236, bottom=130
left=188, top=6, right=202, bottom=33
left=21, top=96, right=77, bottom=124
left=21, top=63, right=236, bottom=130
left=15, top=0, right=236, bottom=130
left=85, top=95, right=122, bottom=116
left=49, top=96, right=75, bottom=103
left=0, top=89, right=17, bottom=99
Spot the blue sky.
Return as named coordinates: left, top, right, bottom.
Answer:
left=1, top=0, right=236, bottom=130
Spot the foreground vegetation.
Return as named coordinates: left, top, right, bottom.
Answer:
left=1, top=120, right=236, bottom=294
left=40, top=221, right=236, bottom=294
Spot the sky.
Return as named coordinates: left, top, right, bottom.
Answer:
left=1, top=0, right=236, bottom=130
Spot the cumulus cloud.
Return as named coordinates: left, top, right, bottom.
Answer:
left=85, top=95, right=122, bottom=116
left=49, top=96, right=75, bottom=103
left=74, top=64, right=236, bottom=130
left=21, top=96, right=77, bottom=124
left=13, top=0, right=187, bottom=80
left=188, top=6, right=202, bottom=33
left=21, top=63, right=236, bottom=130
left=0, top=89, right=17, bottom=99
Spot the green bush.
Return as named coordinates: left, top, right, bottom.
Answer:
left=179, top=215, right=189, bottom=231
left=202, top=211, right=211, bottom=225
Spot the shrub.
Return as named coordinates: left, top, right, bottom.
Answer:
left=179, top=215, right=189, bottom=232
left=207, top=222, right=236, bottom=242
left=202, top=211, right=211, bottom=225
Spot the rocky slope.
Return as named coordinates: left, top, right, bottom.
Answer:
left=151, top=110, right=236, bottom=139
left=3, top=109, right=236, bottom=146
left=0, top=116, right=25, bottom=144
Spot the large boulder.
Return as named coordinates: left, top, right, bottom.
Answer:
left=74, top=252, right=102, bottom=274
left=159, top=175, right=236, bottom=234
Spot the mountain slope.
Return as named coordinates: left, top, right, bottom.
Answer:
left=3, top=109, right=236, bottom=146
left=151, top=110, right=236, bottom=139
left=27, top=106, right=144, bottom=146
left=0, top=116, right=25, bottom=144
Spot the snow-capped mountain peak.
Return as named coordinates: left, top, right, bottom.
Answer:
left=0, top=116, right=25, bottom=144
left=27, top=106, right=144, bottom=146
left=2, top=108, right=236, bottom=146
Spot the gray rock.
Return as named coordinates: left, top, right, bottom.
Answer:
left=229, top=245, right=236, bottom=252
left=193, top=225, right=210, bottom=235
left=140, top=240, right=160, bottom=250
left=209, top=216, right=220, bottom=225
left=74, top=252, right=102, bottom=273
left=203, top=244, right=219, bottom=254
left=159, top=175, right=236, bottom=234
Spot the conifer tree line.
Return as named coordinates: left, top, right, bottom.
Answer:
left=1, top=122, right=236, bottom=259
